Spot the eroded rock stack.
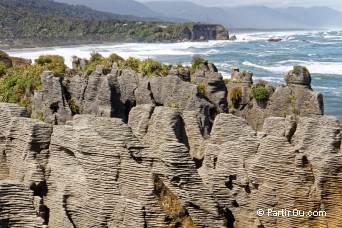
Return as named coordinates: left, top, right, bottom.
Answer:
left=226, top=66, right=324, bottom=131
left=0, top=62, right=341, bottom=228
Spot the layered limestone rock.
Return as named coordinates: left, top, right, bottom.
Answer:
left=32, top=62, right=228, bottom=136
left=192, top=62, right=228, bottom=114
left=0, top=103, right=51, bottom=227
left=0, top=181, right=46, bottom=227
left=200, top=114, right=342, bottom=228
left=0, top=103, right=29, bottom=179
left=32, top=71, right=72, bottom=125
left=0, top=100, right=341, bottom=227
left=0, top=58, right=341, bottom=227
left=226, top=66, right=323, bottom=131
left=44, top=112, right=226, bottom=227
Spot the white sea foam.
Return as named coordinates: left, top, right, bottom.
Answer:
left=243, top=60, right=342, bottom=75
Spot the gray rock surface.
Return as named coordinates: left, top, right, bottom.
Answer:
left=0, top=58, right=341, bottom=227
left=0, top=103, right=29, bottom=179
left=32, top=62, right=228, bottom=136
left=0, top=181, right=46, bottom=227
left=201, top=114, right=342, bottom=227
left=227, top=67, right=323, bottom=131
left=32, top=71, right=72, bottom=124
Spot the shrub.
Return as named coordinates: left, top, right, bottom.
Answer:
left=0, top=55, right=66, bottom=108
left=140, top=58, right=162, bottom=75
left=118, top=57, right=141, bottom=72
left=35, top=55, right=66, bottom=75
left=108, top=53, right=124, bottom=62
left=229, top=86, right=242, bottom=103
left=86, top=52, right=104, bottom=71
left=68, top=98, right=79, bottom=114
left=36, top=112, right=44, bottom=122
left=118, top=57, right=169, bottom=77
left=0, top=63, right=7, bottom=76
left=191, top=54, right=207, bottom=69
left=196, top=82, right=208, bottom=97
left=251, top=86, right=269, bottom=101
left=291, top=65, right=310, bottom=77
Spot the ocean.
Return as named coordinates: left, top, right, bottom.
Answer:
left=7, top=30, right=342, bottom=119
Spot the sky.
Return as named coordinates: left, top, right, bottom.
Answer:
left=137, top=0, right=342, bottom=10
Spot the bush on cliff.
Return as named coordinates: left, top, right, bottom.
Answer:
left=191, top=55, right=208, bottom=69
left=229, top=86, right=242, bottom=104
left=118, top=57, right=141, bottom=72
left=84, top=52, right=126, bottom=72
left=118, top=57, right=170, bottom=77
left=0, top=55, right=66, bottom=107
left=140, top=59, right=170, bottom=77
left=251, top=86, right=269, bottom=101
left=196, top=82, right=208, bottom=97
left=291, top=65, right=310, bottom=77
left=0, top=64, right=6, bottom=76
left=35, top=55, right=66, bottom=76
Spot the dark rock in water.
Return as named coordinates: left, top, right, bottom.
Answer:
left=190, top=24, right=229, bottom=41
left=229, top=35, right=237, bottom=41
left=268, top=38, right=282, bottom=42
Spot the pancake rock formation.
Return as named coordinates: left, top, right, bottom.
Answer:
left=0, top=61, right=341, bottom=228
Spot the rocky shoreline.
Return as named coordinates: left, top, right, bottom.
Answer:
left=0, top=51, right=341, bottom=227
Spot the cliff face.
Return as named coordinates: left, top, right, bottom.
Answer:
left=0, top=61, right=341, bottom=227
left=190, top=24, right=229, bottom=41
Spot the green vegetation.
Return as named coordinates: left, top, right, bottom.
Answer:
left=191, top=55, right=208, bottom=69
left=108, top=53, right=124, bottom=62
left=229, top=86, right=242, bottom=104
left=0, top=55, right=66, bottom=107
left=289, top=95, right=298, bottom=115
left=251, top=87, right=269, bottom=101
left=0, top=0, right=216, bottom=47
left=118, top=57, right=170, bottom=77
left=168, top=103, right=180, bottom=109
left=36, top=112, right=44, bottom=122
left=290, top=65, right=310, bottom=77
left=84, top=52, right=127, bottom=72
left=118, top=57, right=141, bottom=72
left=68, top=98, right=79, bottom=114
left=196, top=82, right=208, bottom=97
left=0, top=64, right=7, bottom=76
left=35, top=55, right=66, bottom=76
left=281, top=111, right=287, bottom=118
left=0, top=0, right=137, bottom=21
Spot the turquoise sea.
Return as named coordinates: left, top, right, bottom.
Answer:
left=7, top=30, right=342, bottom=119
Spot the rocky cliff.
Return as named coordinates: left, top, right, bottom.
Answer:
left=188, top=24, right=229, bottom=41
left=0, top=57, right=341, bottom=227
